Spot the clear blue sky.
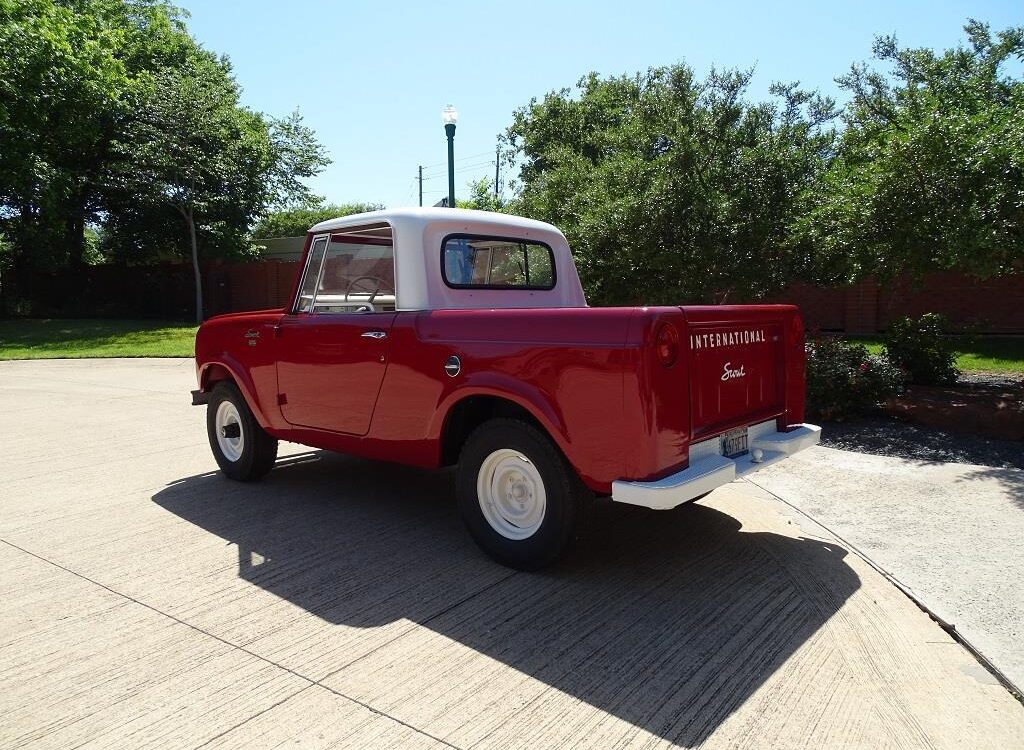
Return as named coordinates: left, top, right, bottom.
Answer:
left=179, top=0, right=1021, bottom=209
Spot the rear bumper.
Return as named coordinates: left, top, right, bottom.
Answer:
left=611, top=422, right=821, bottom=510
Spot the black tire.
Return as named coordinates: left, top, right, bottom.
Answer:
left=456, top=418, right=590, bottom=570
left=206, top=381, right=278, bottom=481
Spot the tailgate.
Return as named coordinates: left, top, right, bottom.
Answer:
left=683, top=308, right=787, bottom=441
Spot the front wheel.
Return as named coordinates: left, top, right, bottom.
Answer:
left=206, top=381, right=278, bottom=481
left=456, top=418, right=589, bottom=570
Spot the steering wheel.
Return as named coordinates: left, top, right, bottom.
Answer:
left=344, top=275, right=393, bottom=312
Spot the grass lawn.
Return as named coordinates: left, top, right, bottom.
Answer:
left=0, top=319, right=197, bottom=359
left=848, top=335, right=1024, bottom=374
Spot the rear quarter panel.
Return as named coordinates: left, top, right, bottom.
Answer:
left=621, top=307, right=692, bottom=482
left=372, top=308, right=636, bottom=490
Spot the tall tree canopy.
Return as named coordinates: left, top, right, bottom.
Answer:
left=0, top=0, right=194, bottom=270
left=803, top=20, right=1024, bottom=282
left=504, top=65, right=837, bottom=305
left=106, top=55, right=327, bottom=320
left=0, top=0, right=329, bottom=319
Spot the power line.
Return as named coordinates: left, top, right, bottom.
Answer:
left=420, top=150, right=496, bottom=170
left=416, top=162, right=497, bottom=195
left=454, top=150, right=496, bottom=163
left=457, top=160, right=496, bottom=170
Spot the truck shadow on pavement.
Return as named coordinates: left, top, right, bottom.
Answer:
left=153, top=450, right=860, bottom=747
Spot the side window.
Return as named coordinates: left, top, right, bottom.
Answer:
left=294, top=236, right=328, bottom=313
left=442, top=235, right=555, bottom=290
left=313, top=237, right=396, bottom=313
left=294, top=226, right=396, bottom=314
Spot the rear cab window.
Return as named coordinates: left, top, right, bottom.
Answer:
left=442, top=235, right=555, bottom=290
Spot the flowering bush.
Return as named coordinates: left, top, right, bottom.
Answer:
left=805, top=336, right=903, bottom=420
left=884, top=314, right=960, bottom=386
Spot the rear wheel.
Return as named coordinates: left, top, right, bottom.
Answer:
left=206, top=381, right=278, bottom=481
left=456, top=418, right=589, bottom=570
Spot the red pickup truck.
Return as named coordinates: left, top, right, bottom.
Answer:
left=193, top=208, right=819, bottom=568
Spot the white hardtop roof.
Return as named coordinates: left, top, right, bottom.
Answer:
left=304, top=206, right=587, bottom=311
left=308, top=207, right=563, bottom=237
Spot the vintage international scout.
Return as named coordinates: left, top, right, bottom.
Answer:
left=193, top=208, right=820, bottom=568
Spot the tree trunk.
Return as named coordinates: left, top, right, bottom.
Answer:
left=63, top=186, right=87, bottom=269
left=64, top=210, right=86, bottom=269
left=182, top=205, right=203, bottom=323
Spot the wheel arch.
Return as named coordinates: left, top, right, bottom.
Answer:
left=197, top=357, right=271, bottom=429
left=436, top=389, right=579, bottom=478
left=200, top=362, right=234, bottom=390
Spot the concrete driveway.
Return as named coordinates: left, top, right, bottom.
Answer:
left=749, top=445, right=1024, bottom=694
left=1, top=358, right=1022, bottom=749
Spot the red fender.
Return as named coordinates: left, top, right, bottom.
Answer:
left=197, top=355, right=272, bottom=430
left=429, top=377, right=574, bottom=469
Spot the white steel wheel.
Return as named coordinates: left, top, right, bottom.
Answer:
left=476, top=448, right=547, bottom=540
left=215, top=400, right=245, bottom=463
left=206, top=382, right=278, bottom=482
left=457, top=418, right=588, bottom=570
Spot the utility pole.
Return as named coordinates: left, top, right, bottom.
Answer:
left=494, top=146, right=499, bottom=201
left=418, top=165, right=423, bottom=207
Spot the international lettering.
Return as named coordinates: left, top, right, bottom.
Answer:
left=690, top=329, right=765, bottom=350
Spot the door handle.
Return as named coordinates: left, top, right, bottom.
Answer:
left=361, top=330, right=387, bottom=339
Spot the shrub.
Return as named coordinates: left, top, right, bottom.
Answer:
left=805, top=336, right=903, bottom=420
left=884, top=313, right=960, bottom=386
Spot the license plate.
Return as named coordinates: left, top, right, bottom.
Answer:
left=720, top=427, right=749, bottom=458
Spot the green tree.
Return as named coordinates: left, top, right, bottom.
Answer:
left=0, top=0, right=194, bottom=271
left=252, top=202, right=383, bottom=239
left=504, top=65, right=836, bottom=305
left=806, top=21, right=1024, bottom=282
left=109, top=54, right=329, bottom=321
left=0, top=0, right=330, bottom=320
left=456, top=177, right=506, bottom=212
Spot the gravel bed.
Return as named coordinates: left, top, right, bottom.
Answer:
left=956, top=372, right=1024, bottom=389
left=819, top=416, right=1024, bottom=470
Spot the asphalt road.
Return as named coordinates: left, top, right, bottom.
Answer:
left=1, top=359, right=1022, bottom=749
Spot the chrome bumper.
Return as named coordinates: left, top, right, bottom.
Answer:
left=611, top=422, right=821, bottom=510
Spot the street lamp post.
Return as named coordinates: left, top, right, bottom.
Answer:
left=442, top=104, right=458, bottom=207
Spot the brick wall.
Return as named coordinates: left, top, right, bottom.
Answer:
left=6, top=261, right=1024, bottom=334
left=2, top=260, right=299, bottom=320
left=770, top=272, right=1024, bottom=334
left=204, top=261, right=298, bottom=317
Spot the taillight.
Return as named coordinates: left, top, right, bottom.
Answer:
left=656, top=323, right=679, bottom=367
